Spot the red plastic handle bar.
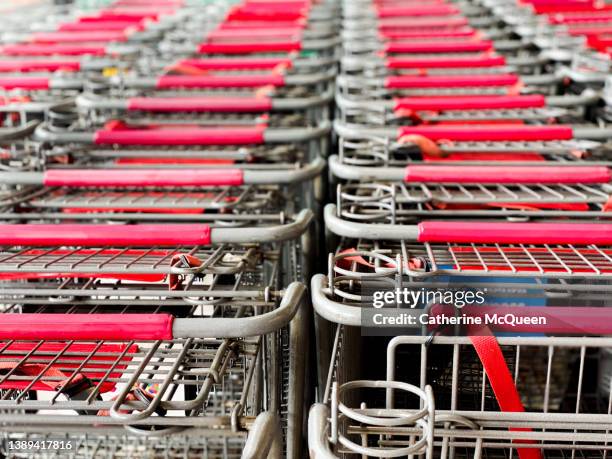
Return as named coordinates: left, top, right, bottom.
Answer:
left=385, top=40, right=493, bottom=53
left=417, top=221, right=612, bottom=244
left=432, top=305, right=612, bottom=335
left=386, top=55, right=506, bottom=69
left=386, top=74, right=519, bottom=89
left=57, top=20, right=143, bottom=31
left=78, top=14, right=147, bottom=23
left=94, top=127, right=266, bottom=145
left=394, top=95, right=545, bottom=111
left=398, top=124, right=574, bottom=141
left=568, top=25, right=612, bottom=35
left=206, top=28, right=303, bottom=40
left=218, top=20, right=305, bottom=29
left=0, top=77, right=49, bottom=90
left=31, top=31, right=128, bottom=43
left=176, top=57, right=291, bottom=70
left=0, top=314, right=174, bottom=340
left=381, top=28, right=476, bottom=39
left=198, top=41, right=301, bottom=54
left=0, top=44, right=106, bottom=56
left=0, top=59, right=80, bottom=72
left=226, top=10, right=305, bottom=21
left=548, top=11, right=612, bottom=23
left=155, top=74, right=285, bottom=88
left=377, top=4, right=460, bottom=17
left=0, top=224, right=211, bottom=246
left=404, top=165, right=611, bottom=183
left=127, top=96, right=273, bottom=112
left=378, top=17, right=469, bottom=29
left=44, top=169, right=244, bottom=186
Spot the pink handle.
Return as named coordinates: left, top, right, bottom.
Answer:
left=156, top=74, right=285, bottom=88
left=94, top=127, right=266, bottom=145
left=44, top=169, right=244, bottom=187
left=206, top=28, right=303, bottom=40
left=0, top=59, right=80, bottom=72
left=226, top=10, right=305, bottom=21
left=381, top=28, right=476, bottom=39
left=386, top=55, right=505, bottom=68
left=198, top=41, right=301, bottom=54
left=386, top=74, right=519, bottom=88
left=417, top=221, right=612, bottom=244
left=31, top=31, right=127, bottom=43
left=176, top=57, right=291, bottom=70
left=219, top=20, right=305, bottom=29
left=569, top=23, right=612, bottom=34
left=0, top=44, right=106, bottom=56
left=127, top=96, right=273, bottom=112
left=377, top=4, right=460, bottom=17
left=404, top=165, right=611, bottom=183
left=385, top=40, right=493, bottom=53
left=394, top=95, right=545, bottom=111
left=57, top=20, right=143, bottom=31
left=431, top=305, right=612, bottom=334
left=398, top=124, right=574, bottom=141
left=548, top=11, right=612, bottom=23
left=0, top=314, right=174, bottom=340
left=0, top=77, right=49, bottom=90
left=379, top=17, right=469, bottom=29
left=0, top=224, right=211, bottom=246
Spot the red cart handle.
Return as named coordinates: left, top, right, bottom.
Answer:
left=404, top=165, right=611, bottom=183
left=206, top=27, right=303, bottom=40
left=432, top=305, right=612, bottom=335
left=381, top=28, right=476, bottom=39
left=0, top=314, right=174, bottom=341
left=386, top=74, right=519, bottom=89
left=155, top=74, right=285, bottom=89
left=385, top=40, right=493, bottom=53
left=398, top=124, right=574, bottom=141
left=378, top=17, right=469, bottom=29
left=31, top=31, right=128, bottom=43
left=548, top=11, right=612, bottom=24
left=176, top=57, right=291, bottom=70
left=57, top=20, right=144, bottom=31
left=44, top=169, right=244, bottom=186
left=0, top=59, right=80, bottom=72
left=386, top=55, right=506, bottom=69
left=225, top=10, right=305, bottom=21
left=127, top=96, right=273, bottom=112
left=0, top=77, right=49, bottom=90
left=0, top=224, right=211, bottom=246
left=394, top=95, right=545, bottom=111
left=377, top=4, right=460, bottom=17
left=94, top=126, right=266, bottom=145
left=417, top=221, right=612, bottom=244
left=198, top=41, right=301, bottom=54
left=568, top=25, right=612, bottom=35
left=0, top=44, right=106, bottom=56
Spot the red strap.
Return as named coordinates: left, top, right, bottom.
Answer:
left=470, top=331, right=542, bottom=459
left=0, top=361, right=85, bottom=392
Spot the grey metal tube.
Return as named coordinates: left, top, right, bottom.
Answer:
left=244, top=157, right=325, bottom=184
left=172, top=282, right=306, bottom=338
left=574, top=127, right=612, bottom=140
left=0, top=172, right=43, bottom=185
left=75, top=94, right=129, bottom=111
left=324, top=204, right=419, bottom=240
left=308, top=404, right=338, bottom=459
left=241, top=412, right=282, bottom=459
left=34, top=125, right=95, bottom=144
left=0, top=120, right=40, bottom=141
left=210, top=209, right=313, bottom=244
left=311, top=274, right=362, bottom=327
left=263, top=121, right=331, bottom=143
left=329, top=155, right=404, bottom=181
left=271, top=86, right=334, bottom=110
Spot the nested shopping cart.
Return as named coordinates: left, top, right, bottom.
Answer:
left=0, top=210, right=313, bottom=458
left=309, top=219, right=612, bottom=458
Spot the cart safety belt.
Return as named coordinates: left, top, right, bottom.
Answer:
left=469, top=329, right=543, bottom=459
left=0, top=361, right=89, bottom=394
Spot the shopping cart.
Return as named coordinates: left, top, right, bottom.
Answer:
left=0, top=210, right=312, bottom=458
